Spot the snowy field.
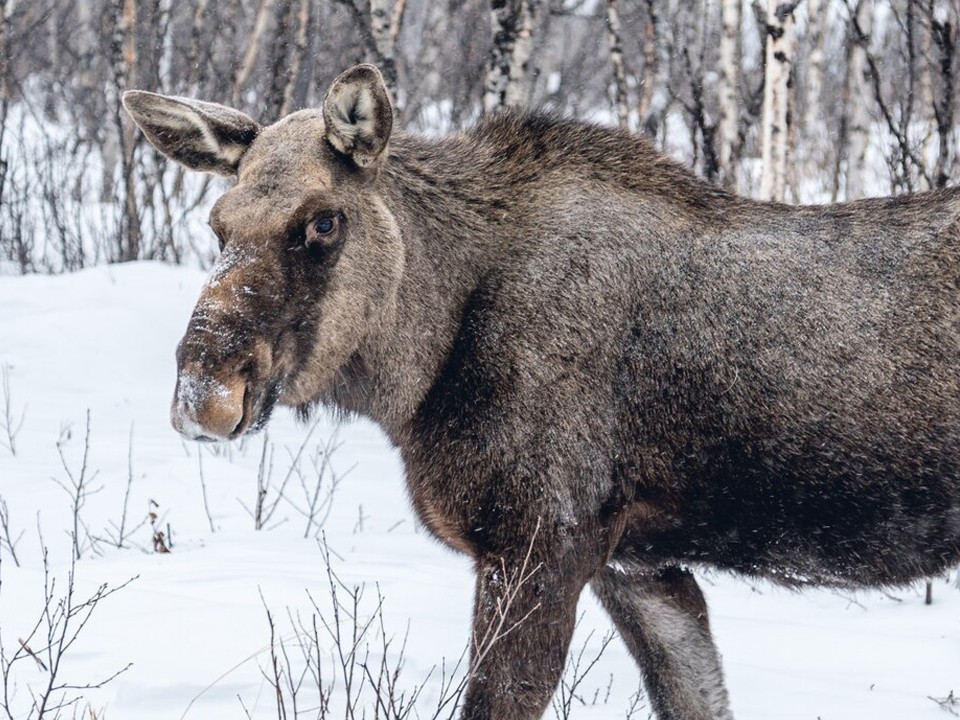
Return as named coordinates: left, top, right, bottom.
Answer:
left=0, top=262, right=957, bottom=719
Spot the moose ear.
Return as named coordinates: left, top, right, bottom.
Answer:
left=322, top=64, right=393, bottom=169
left=122, top=91, right=260, bottom=176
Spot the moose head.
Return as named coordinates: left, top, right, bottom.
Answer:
left=124, top=65, right=402, bottom=441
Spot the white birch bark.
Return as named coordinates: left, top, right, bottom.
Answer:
left=718, top=0, right=741, bottom=186
left=113, top=0, right=140, bottom=259
left=369, top=0, right=403, bottom=101
left=638, top=0, right=657, bottom=123
left=920, top=10, right=936, bottom=185
left=802, top=0, right=824, bottom=149
left=120, top=0, right=137, bottom=92
left=418, top=0, right=447, bottom=99
left=845, top=0, right=874, bottom=200
left=759, top=0, right=797, bottom=202
left=504, top=0, right=539, bottom=107
left=483, top=1, right=514, bottom=112
left=156, top=0, right=173, bottom=93
left=605, top=0, right=630, bottom=128
left=484, top=0, right=541, bottom=112
left=639, top=0, right=670, bottom=142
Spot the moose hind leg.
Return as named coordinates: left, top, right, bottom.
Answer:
left=591, top=565, right=733, bottom=720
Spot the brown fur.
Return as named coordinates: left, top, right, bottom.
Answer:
left=124, top=65, right=960, bottom=720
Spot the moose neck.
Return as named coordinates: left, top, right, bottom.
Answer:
left=321, top=113, right=741, bottom=445
left=322, top=130, right=508, bottom=443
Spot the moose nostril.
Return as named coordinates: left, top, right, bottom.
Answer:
left=172, top=372, right=247, bottom=441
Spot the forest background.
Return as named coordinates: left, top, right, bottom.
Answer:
left=1, top=0, right=958, bottom=272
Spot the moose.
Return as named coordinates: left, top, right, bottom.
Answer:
left=123, top=65, right=960, bottom=720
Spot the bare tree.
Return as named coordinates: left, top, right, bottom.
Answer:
left=676, top=0, right=721, bottom=182
left=185, top=0, right=210, bottom=96
left=233, top=0, right=278, bottom=107
left=801, top=0, right=826, bottom=167
left=280, top=0, right=311, bottom=116
left=483, top=0, right=543, bottom=112
left=845, top=0, right=874, bottom=199
left=0, top=0, right=9, bottom=216
left=633, top=0, right=668, bottom=142
left=369, top=0, right=406, bottom=98
left=265, top=0, right=296, bottom=121
left=4, top=0, right=960, bottom=272
left=758, top=0, right=800, bottom=201
left=718, top=0, right=742, bottom=186
left=604, top=0, right=630, bottom=128
left=332, top=0, right=407, bottom=104
left=110, top=0, right=141, bottom=261
left=921, top=1, right=957, bottom=190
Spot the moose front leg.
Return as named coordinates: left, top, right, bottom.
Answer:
left=591, top=565, right=734, bottom=720
left=458, top=548, right=587, bottom=720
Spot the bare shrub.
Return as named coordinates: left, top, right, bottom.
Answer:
left=930, top=690, right=958, bottom=717
left=0, top=499, right=21, bottom=568
left=239, top=419, right=348, bottom=536
left=550, top=621, right=617, bottom=720
left=93, top=425, right=149, bottom=551
left=52, top=412, right=101, bottom=561
left=0, top=363, right=25, bottom=456
left=0, top=538, right=135, bottom=719
left=228, top=524, right=632, bottom=720
left=242, top=539, right=446, bottom=719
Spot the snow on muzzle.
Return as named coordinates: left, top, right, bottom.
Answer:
left=171, top=365, right=249, bottom=441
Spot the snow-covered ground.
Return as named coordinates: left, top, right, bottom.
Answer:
left=0, top=262, right=957, bottom=719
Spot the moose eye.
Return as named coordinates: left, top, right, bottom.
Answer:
left=305, top=213, right=340, bottom=248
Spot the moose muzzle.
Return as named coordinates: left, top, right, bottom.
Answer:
left=171, top=364, right=249, bottom=441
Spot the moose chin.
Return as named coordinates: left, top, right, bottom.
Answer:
left=124, top=64, right=960, bottom=720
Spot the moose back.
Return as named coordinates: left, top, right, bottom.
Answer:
left=123, top=65, right=960, bottom=720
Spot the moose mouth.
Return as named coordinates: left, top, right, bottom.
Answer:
left=243, top=378, right=283, bottom=435
left=218, top=377, right=283, bottom=441
left=173, top=373, right=284, bottom=442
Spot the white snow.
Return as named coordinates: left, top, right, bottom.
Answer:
left=0, top=262, right=957, bottom=719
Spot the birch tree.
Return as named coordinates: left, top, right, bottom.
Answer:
left=921, top=2, right=957, bottom=190
left=483, top=0, right=542, bottom=113
left=638, top=0, right=658, bottom=126
left=845, top=0, right=873, bottom=199
left=0, top=0, right=8, bottom=212
left=112, top=0, right=141, bottom=261
left=332, top=0, right=406, bottom=104
left=369, top=0, right=405, bottom=98
left=264, top=0, right=298, bottom=120
left=758, top=0, right=799, bottom=202
left=718, top=0, right=741, bottom=187
left=802, top=0, right=825, bottom=164
left=638, top=0, right=671, bottom=141
left=605, top=0, right=630, bottom=128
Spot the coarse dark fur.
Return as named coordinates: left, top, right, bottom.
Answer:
left=123, top=65, right=960, bottom=720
